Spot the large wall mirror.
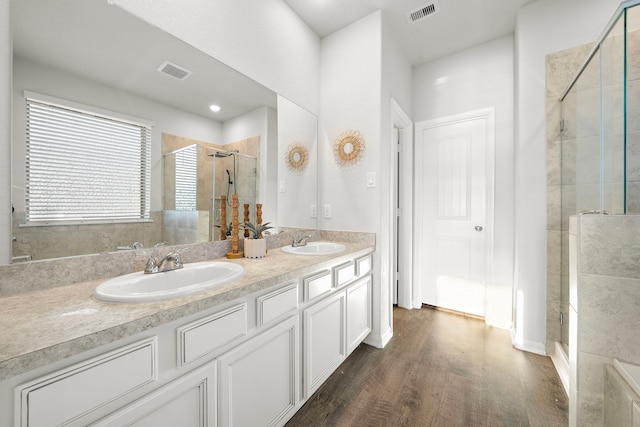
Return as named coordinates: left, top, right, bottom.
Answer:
left=8, top=0, right=318, bottom=263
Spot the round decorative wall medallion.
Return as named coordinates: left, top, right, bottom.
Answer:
left=334, top=130, right=365, bottom=167
left=285, top=143, right=308, bottom=172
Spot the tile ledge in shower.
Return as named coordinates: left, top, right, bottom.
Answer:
left=614, top=359, right=640, bottom=398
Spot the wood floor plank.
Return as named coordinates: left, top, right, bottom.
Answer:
left=286, top=306, right=568, bottom=427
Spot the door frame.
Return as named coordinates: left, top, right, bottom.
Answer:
left=413, top=107, right=495, bottom=308
left=390, top=99, right=414, bottom=309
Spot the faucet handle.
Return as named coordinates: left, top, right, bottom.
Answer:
left=143, top=256, right=159, bottom=274
left=167, top=251, right=184, bottom=269
left=136, top=252, right=158, bottom=274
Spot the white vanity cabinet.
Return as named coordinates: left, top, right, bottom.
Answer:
left=303, top=255, right=372, bottom=398
left=10, top=249, right=374, bottom=427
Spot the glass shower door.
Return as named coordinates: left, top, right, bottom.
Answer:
left=558, top=11, right=626, bottom=353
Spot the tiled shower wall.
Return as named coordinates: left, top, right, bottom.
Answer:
left=570, top=215, right=640, bottom=426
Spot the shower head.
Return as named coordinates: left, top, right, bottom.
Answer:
left=226, top=169, right=233, bottom=184
left=211, top=151, right=232, bottom=158
left=211, top=149, right=240, bottom=158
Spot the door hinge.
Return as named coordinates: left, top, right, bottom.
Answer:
left=560, top=119, right=565, bottom=132
left=560, top=312, right=564, bottom=325
left=396, top=208, right=401, bottom=217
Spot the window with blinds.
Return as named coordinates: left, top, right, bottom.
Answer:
left=174, top=145, right=197, bottom=210
left=25, top=94, right=152, bottom=223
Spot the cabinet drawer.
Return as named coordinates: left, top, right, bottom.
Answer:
left=333, top=261, right=355, bottom=288
left=178, top=303, right=247, bottom=366
left=258, top=283, right=298, bottom=326
left=303, top=270, right=332, bottom=301
left=356, top=254, right=373, bottom=277
left=18, top=338, right=157, bottom=427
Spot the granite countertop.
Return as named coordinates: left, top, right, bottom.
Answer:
left=0, top=242, right=374, bottom=381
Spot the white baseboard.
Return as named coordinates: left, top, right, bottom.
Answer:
left=550, top=341, right=570, bottom=396
left=511, top=329, right=547, bottom=355
left=364, top=327, right=393, bottom=349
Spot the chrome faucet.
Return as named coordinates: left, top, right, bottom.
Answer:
left=292, top=234, right=312, bottom=247
left=144, top=251, right=183, bottom=274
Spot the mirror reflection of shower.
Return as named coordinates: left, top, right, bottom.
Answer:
left=211, top=150, right=238, bottom=207
left=210, top=148, right=258, bottom=241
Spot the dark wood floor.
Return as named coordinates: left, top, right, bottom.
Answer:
left=286, top=306, right=568, bottom=427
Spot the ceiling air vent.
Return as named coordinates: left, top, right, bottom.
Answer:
left=157, top=61, right=192, bottom=81
left=405, top=1, right=441, bottom=25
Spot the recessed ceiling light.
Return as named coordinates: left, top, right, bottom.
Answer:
left=209, top=104, right=221, bottom=113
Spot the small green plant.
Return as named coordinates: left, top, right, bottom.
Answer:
left=243, top=222, right=273, bottom=239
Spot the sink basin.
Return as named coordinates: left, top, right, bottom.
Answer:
left=281, top=241, right=346, bottom=256
left=94, top=261, right=244, bottom=303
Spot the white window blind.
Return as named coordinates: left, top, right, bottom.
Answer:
left=25, top=95, right=152, bottom=223
left=175, top=145, right=197, bottom=210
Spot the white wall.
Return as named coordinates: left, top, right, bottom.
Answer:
left=277, top=96, right=318, bottom=230
left=413, top=35, right=515, bottom=294
left=514, top=0, right=620, bottom=353
left=222, top=106, right=278, bottom=225
left=12, top=56, right=222, bottom=212
left=0, top=0, right=10, bottom=264
left=320, top=11, right=384, bottom=344
left=111, top=0, right=320, bottom=114
left=320, top=13, right=381, bottom=233
left=381, top=13, right=413, bottom=325
left=320, top=10, right=413, bottom=347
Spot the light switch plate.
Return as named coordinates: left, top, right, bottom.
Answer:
left=366, top=172, right=376, bottom=188
left=310, top=204, right=317, bottom=218
left=279, top=180, right=286, bottom=193
left=324, top=205, right=332, bottom=218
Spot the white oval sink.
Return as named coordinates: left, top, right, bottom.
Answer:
left=281, top=241, right=346, bottom=256
left=94, top=261, right=244, bottom=303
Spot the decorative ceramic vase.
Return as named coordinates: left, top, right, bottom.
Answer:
left=244, top=238, right=266, bottom=258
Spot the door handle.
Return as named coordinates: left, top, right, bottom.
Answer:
left=475, top=226, right=483, bottom=232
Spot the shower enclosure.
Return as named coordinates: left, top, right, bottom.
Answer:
left=555, top=0, right=640, bottom=355
left=163, top=145, right=257, bottom=244
left=210, top=148, right=258, bottom=241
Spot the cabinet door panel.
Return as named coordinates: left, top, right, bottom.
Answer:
left=218, top=316, right=300, bottom=427
left=94, top=361, right=216, bottom=427
left=303, top=291, right=346, bottom=398
left=347, top=276, right=372, bottom=354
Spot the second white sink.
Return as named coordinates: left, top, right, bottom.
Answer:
left=94, top=261, right=244, bottom=303
left=281, top=241, right=346, bottom=256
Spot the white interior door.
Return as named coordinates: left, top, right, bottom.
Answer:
left=415, top=111, right=492, bottom=317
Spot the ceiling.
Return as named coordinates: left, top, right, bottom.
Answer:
left=283, top=0, right=538, bottom=65
left=13, top=0, right=539, bottom=121
left=13, top=0, right=277, bottom=122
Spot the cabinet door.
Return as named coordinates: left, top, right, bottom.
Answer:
left=218, top=316, right=300, bottom=427
left=94, top=361, right=216, bottom=427
left=303, top=291, right=346, bottom=398
left=346, top=275, right=372, bottom=355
